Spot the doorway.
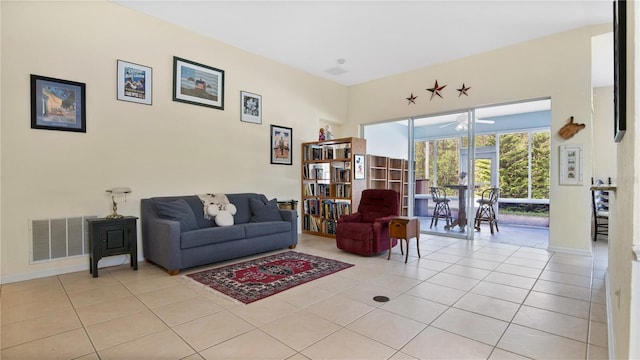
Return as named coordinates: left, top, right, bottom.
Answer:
left=363, top=99, right=551, bottom=246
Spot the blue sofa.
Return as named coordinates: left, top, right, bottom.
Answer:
left=141, top=193, right=298, bottom=274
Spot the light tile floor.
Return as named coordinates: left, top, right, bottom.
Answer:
left=0, top=233, right=609, bottom=359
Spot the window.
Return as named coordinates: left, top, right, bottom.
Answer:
left=417, top=130, right=549, bottom=201
left=499, top=130, right=550, bottom=200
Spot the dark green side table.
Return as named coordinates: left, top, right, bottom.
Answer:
left=87, top=216, right=138, bottom=277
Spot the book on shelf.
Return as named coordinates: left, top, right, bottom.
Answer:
left=304, top=198, right=320, bottom=215
left=333, top=169, right=351, bottom=183
left=333, top=146, right=351, bottom=159
left=303, top=214, right=322, bottom=232
left=334, top=184, right=352, bottom=198
left=304, top=145, right=324, bottom=161
left=320, top=200, right=351, bottom=220
left=323, top=147, right=334, bottom=160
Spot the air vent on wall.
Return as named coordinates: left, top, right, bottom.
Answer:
left=30, top=216, right=97, bottom=263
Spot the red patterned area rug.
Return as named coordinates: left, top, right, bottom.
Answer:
left=186, top=251, right=354, bottom=304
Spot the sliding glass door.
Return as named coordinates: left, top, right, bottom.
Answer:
left=412, top=110, right=475, bottom=239
left=363, top=99, right=551, bottom=243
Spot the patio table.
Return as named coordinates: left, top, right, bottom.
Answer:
left=444, top=184, right=469, bottom=232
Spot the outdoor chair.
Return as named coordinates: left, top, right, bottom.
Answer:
left=336, top=189, right=400, bottom=256
left=474, top=187, right=500, bottom=234
left=430, top=187, right=452, bottom=228
left=591, top=178, right=609, bottom=241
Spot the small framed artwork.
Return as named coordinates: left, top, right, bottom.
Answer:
left=30, top=74, right=86, bottom=133
left=240, top=91, right=262, bottom=124
left=354, top=154, right=366, bottom=180
left=117, top=60, right=152, bottom=105
left=173, top=56, right=224, bottom=110
left=270, top=125, right=292, bottom=165
left=559, top=144, right=583, bottom=186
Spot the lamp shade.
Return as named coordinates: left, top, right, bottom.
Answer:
left=106, top=187, right=132, bottom=195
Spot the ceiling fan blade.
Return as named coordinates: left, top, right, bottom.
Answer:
left=476, top=119, right=495, bottom=124
left=439, top=122, right=456, bottom=128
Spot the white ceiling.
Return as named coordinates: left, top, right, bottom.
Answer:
left=114, top=0, right=613, bottom=87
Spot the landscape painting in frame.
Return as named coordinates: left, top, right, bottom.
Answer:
left=173, top=56, right=224, bottom=110
left=117, top=60, right=152, bottom=105
left=30, top=75, right=86, bottom=133
left=271, top=125, right=292, bottom=165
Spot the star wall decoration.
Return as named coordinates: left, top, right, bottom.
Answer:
left=457, top=83, right=471, bottom=97
left=427, top=80, right=446, bottom=100
left=406, top=93, right=417, bottom=105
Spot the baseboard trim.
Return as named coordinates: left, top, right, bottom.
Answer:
left=547, top=245, right=592, bottom=256
left=605, top=271, right=616, bottom=360
left=0, top=255, right=140, bottom=284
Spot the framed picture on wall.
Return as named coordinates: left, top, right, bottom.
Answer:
left=117, top=60, right=152, bottom=105
left=240, top=91, right=262, bottom=124
left=173, top=56, right=224, bottom=110
left=270, top=125, right=292, bottom=165
left=559, top=144, right=583, bottom=186
left=354, top=154, right=366, bottom=180
left=30, top=74, right=86, bottom=133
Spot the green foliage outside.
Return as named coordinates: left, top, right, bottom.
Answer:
left=531, top=132, right=551, bottom=199
left=415, top=142, right=426, bottom=180
left=414, top=130, right=550, bottom=201
left=434, top=138, right=459, bottom=187
left=499, top=133, right=529, bottom=198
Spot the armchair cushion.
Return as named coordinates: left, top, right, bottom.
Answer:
left=359, top=190, right=401, bottom=223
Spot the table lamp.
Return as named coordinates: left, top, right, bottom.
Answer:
left=106, top=187, right=132, bottom=219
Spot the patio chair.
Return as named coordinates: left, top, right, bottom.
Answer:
left=430, top=187, right=452, bottom=228
left=474, top=187, right=500, bottom=234
left=591, top=178, right=609, bottom=241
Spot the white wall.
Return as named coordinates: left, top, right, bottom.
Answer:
left=592, top=86, right=617, bottom=180
left=0, top=1, right=348, bottom=282
left=347, top=24, right=612, bottom=255
left=609, top=1, right=639, bottom=358
left=363, top=122, right=409, bottom=159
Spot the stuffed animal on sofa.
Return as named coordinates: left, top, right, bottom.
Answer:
left=199, top=193, right=237, bottom=227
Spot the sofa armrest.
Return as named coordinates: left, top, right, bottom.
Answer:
left=279, top=209, right=298, bottom=246
left=141, top=199, right=183, bottom=273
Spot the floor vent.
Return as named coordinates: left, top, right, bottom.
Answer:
left=30, top=216, right=97, bottom=263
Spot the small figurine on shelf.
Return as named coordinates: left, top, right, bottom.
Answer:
left=324, top=125, right=334, bottom=140
left=318, top=127, right=325, bottom=141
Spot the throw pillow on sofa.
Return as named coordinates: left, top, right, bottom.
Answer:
left=155, top=199, right=199, bottom=232
left=249, top=198, right=283, bottom=222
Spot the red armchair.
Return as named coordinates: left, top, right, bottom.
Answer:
left=336, top=189, right=400, bottom=256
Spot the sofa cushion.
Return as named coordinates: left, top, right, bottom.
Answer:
left=244, top=221, right=291, bottom=238
left=227, top=193, right=268, bottom=224
left=154, top=199, right=199, bottom=232
left=180, top=226, right=246, bottom=249
left=151, top=195, right=216, bottom=229
left=249, top=198, right=283, bottom=222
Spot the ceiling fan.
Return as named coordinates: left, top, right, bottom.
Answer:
left=439, top=114, right=495, bottom=130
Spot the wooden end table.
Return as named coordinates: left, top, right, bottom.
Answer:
left=388, top=216, right=420, bottom=263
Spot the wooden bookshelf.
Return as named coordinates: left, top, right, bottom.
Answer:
left=366, top=155, right=409, bottom=216
left=301, top=137, right=366, bottom=237
left=367, top=155, right=388, bottom=190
